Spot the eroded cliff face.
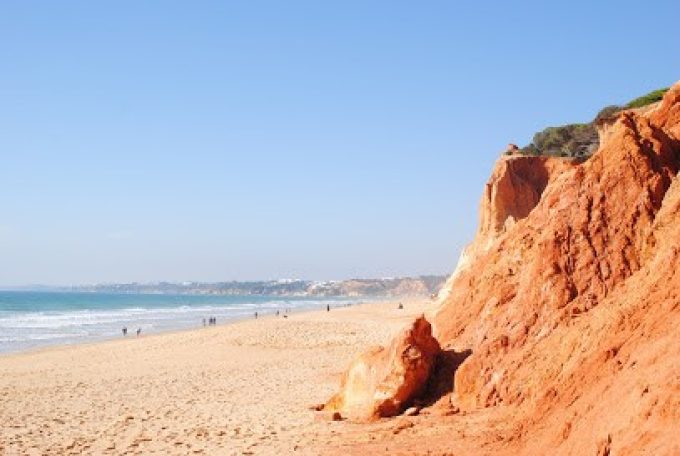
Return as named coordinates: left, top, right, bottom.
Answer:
left=595, top=101, right=661, bottom=145
left=326, top=81, right=680, bottom=455
left=435, top=156, right=574, bottom=304
left=431, top=81, right=680, bottom=454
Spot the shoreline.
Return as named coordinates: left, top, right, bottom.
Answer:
left=0, top=296, right=434, bottom=455
left=0, top=296, right=383, bottom=358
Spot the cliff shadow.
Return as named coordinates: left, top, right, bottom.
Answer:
left=417, top=348, right=472, bottom=407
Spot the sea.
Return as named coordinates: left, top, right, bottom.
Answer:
left=0, top=291, right=360, bottom=354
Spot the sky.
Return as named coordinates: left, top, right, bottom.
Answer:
left=1, top=1, right=679, bottom=286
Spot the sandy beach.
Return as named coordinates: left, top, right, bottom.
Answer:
left=0, top=298, right=436, bottom=455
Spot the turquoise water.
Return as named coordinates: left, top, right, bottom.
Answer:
left=0, top=291, right=357, bottom=354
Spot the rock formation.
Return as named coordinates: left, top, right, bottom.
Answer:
left=433, top=81, right=680, bottom=454
left=324, top=316, right=441, bottom=421
left=595, top=101, right=662, bottom=145
left=503, top=143, right=519, bottom=155
left=327, top=81, right=680, bottom=454
left=434, top=155, right=574, bottom=304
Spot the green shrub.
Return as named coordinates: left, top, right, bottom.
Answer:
left=515, top=84, right=670, bottom=159
left=594, top=105, right=622, bottom=124
left=625, top=88, right=669, bottom=109
left=520, top=123, right=598, bottom=158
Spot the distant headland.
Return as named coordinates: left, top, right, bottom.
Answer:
left=15, top=275, right=447, bottom=298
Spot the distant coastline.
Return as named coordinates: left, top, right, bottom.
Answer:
left=4, top=275, right=447, bottom=298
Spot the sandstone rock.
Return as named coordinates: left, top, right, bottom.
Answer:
left=650, top=82, right=680, bottom=140
left=503, top=143, right=519, bottom=155
left=427, top=80, right=680, bottom=454
left=434, top=155, right=574, bottom=306
left=321, top=82, right=680, bottom=454
left=325, top=316, right=441, bottom=421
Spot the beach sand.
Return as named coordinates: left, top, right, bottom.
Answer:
left=0, top=298, right=435, bottom=455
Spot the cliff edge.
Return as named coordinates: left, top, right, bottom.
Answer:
left=325, top=81, right=680, bottom=455
left=432, top=82, right=680, bottom=454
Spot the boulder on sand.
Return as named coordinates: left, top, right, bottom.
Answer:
left=324, top=316, right=441, bottom=421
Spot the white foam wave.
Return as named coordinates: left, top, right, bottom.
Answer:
left=0, top=297, right=362, bottom=352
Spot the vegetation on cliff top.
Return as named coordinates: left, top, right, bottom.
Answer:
left=625, top=87, right=669, bottom=109
left=520, top=123, right=597, bottom=158
left=516, top=87, right=669, bottom=158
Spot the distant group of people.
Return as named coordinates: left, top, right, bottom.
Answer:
left=253, top=303, right=345, bottom=319
left=258, top=308, right=297, bottom=319
left=120, top=301, right=377, bottom=338
left=121, top=326, right=142, bottom=337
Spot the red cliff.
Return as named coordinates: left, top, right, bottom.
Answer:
left=326, top=81, right=680, bottom=455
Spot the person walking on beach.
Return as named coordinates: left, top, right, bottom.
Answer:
left=136, top=328, right=141, bottom=337
left=254, top=311, right=258, bottom=319
left=122, top=327, right=127, bottom=336
left=326, top=304, right=330, bottom=312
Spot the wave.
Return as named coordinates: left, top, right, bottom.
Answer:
left=0, top=295, right=363, bottom=352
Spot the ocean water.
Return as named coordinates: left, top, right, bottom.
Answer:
left=0, top=291, right=359, bottom=354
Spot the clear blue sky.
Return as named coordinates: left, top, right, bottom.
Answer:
left=1, top=1, right=678, bottom=285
